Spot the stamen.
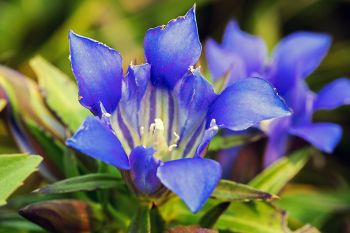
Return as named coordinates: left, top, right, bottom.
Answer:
left=99, top=102, right=111, bottom=118
left=168, top=144, right=177, bottom=151
left=149, top=123, right=156, bottom=133
left=209, top=119, right=219, bottom=131
left=154, top=118, right=165, bottom=132
left=103, top=112, right=111, bottom=118
left=260, top=119, right=272, bottom=133
left=140, top=126, right=145, bottom=146
left=173, top=131, right=180, bottom=144
left=141, top=118, right=181, bottom=160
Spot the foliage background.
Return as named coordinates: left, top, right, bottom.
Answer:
left=0, top=0, right=350, bottom=232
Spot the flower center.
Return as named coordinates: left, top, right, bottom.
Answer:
left=140, top=118, right=180, bottom=160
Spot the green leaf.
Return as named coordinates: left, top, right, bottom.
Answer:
left=127, top=205, right=151, bottom=233
left=278, top=185, right=350, bottom=228
left=0, top=154, right=42, bottom=206
left=202, top=180, right=278, bottom=229
left=30, top=56, right=90, bottom=132
left=208, top=134, right=262, bottom=152
left=25, top=120, right=66, bottom=172
left=150, top=205, right=165, bottom=233
left=215, top=202, right=290, bottom=233
left=211, top=180, right=278, bottom=202
left=249, top=147, right=313, bottom=194
left=0, top=66, right=65, bottom=140
left=37, top=173, right=122, bottom=194
left=199, top=202, right=230, bottom=229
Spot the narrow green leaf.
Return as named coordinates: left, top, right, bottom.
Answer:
left=211, top=180, right=278, bottom=202
left=215, top=202, right=290, bottom=233
left=203, top=180, right=278, bottom=230
left=150, top=204, right=165, bottom=233
left=208, top=134, right=262, bottom=152
left=127, top=205, right=151, bottom=233
left=30, top=56, right=90, bottom=132
left=62, top=150, right=80, bottom=178
left=37, top=173, right=122, bottom=194
left=25, top=120, right=65, bottom=172
left=278, top=185, right=350, bottom=228
left=249, top=147, right=313, bottom=194
left=0, top=154, right=42, bottom=206
left=0, top=66, right=65, bottom=140
left=199, top=202, right=230, bottom=228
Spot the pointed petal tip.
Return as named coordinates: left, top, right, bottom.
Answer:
left=144, top=5, right=201, bottom=89
left=314, top=77, right=350, bottom=111
left=157, top=158, right=221, bottom=213
left=188, top=4, right=196, bottom=17
left=69, top=32, right=123, bottom=115
left=66, top=117, right=130, bottom=170
left=209, top=77, right=293, bottom=131
left=290, top=123, right=342, bottom=153
left=68, top=30, right=84, bottom=44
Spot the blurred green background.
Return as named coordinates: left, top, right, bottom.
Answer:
left=0, top=0, right=350, bottom=231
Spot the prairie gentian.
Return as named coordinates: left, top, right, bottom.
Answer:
left=66, top=8, right=291, bottom=212
left=206, top=21, right=350, bottom=166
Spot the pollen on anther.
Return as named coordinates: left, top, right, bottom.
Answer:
left=173, top=131, right=180, bottom=143
left=103, top=112, right=111, bottom=118
left=168, top=144, right=177, bottom=151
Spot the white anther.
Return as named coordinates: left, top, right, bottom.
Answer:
left=149, top=123, right=156, bottom=133
left=209, top=119, right=219, bottom=131
left=154, top=118, right=164, bottom=131
left=173, top=131, right=180, bottom=143
left=168, top=144, right=177, bottom=152
left=140, top=126, right=145, bottom=135
left=260, top=119, right=273, bottom=133
left=103, top=112, right=111, bottom=118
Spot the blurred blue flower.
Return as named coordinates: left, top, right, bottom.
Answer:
left=66, top=8, right=291, bottom=212
left=206, top=21, right=350, bottom=167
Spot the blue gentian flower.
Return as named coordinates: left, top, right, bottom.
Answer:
left=66, top=8, right=291, bottom=212
left=206, top=21, right=350, bottom=166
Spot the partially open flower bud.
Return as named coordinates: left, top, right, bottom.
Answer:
left=19, top=199, right=98, bottom=233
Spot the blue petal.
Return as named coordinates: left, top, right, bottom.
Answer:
left=157, top=158, right=221, bottom=213
left=263, top=118, right=290, bottom=167
left=69, top=31, right=123, bottom=116
left=123, top=64, right=151, bottom=102
left=221, top=20, right=267, bottom=75
left=284, top=81, right=314, bottom=126
left=289, top=123, right=342, bottom=153
left=120, top=64, right=151, bottom=130
left=313, top=78, right=350, bottom=111
left=271, top=32, right=331, bottom=94
left=66, top=117, right=129, bottom=169
left=177, top=69, right=216, bottom=140
left=129, top=146, right=162, bottom=195
left=205, top=38, right=247, bottom=83
left=144, top=6, right=201, bottom=89
left=195, top=119, right=218, bottom=156
left=208, top=78, right=291, bottom=131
